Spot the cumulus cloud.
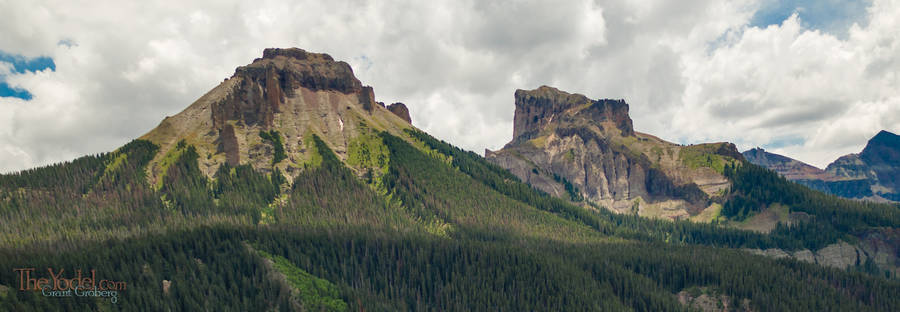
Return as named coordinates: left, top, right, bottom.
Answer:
left=750, top=0, right=872, bottom=37
left=0, top=0, right=898, bottom=173
left=674, top=0, right=900, bottom=167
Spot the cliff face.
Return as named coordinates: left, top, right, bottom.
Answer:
left=139, top=48, right=412, bottom=185
left=745, top=228, right=900, bottom=277
left=747, top=131, right=900, bottom=202
left=210, top=48, right=369, bottom=131
left=488, top=86, right=741, bottom=220
left=511, top=86, right=633, bottom=144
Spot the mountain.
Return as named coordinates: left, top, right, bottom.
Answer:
left=139, top=48, right=413, bottom=185
left=485, top=85, right=900, bottom=275
left=2, top=49, right=899, bottom=311
left=827, top=130, right=900, bottom=201
left=487, top=86, right=742, bottom=221
left=744, top=131, right=900, bottom=202
left=742, top=147, right=831, bottom=180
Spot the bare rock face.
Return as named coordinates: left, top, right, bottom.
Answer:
left=792, top=249, right=815, bottom=263
left=219, top=123, right=240, bottom=166
left=488, top=86, right=736, bottom=219
left=489, top=129, right=654, bottom=205
left=139, top=48, right=414, bottom=184
left=258, top=48, right=362, bottom=93
left=744, top=229, right=900, bottom=275
left=359, top=86, right=376, bottom=111
left=387, top=103, right=412, bottom=124
left=814, top=241, right=861, bottom=269
left=744, top=248, right=792, bottom=259
left=213, top=48, right=364, bottom=130
left=677, top=288, right=752, bottom=312
left=511, top=86, right=633, bottom=144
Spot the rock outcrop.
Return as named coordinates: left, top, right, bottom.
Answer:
left=744, top=228, right=900, bottom=276
left=387, top=103, right=411, bottom=124
left=139, top=48, right=414, bottom=184
left=219, top=123, right=240, bottom=166
left=676, top=287, right=752, bottom=312
left=487, top=86, right=742, bottom=219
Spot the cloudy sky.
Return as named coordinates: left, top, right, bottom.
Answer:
left=1, top=0, right=898, bottom=173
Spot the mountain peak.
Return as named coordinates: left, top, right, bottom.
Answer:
left=260, top=47, right=334, bottom=61
left=797, top=130, right=900, bottom=201
left=514, top=85, right=581, bottom=99
left=491, top=86, right=744, bottom=219
left=139, top=47, right=412, bottom=184
left=743, top=147, right=790, bottom=164
left=236, top=47, right=365, bottom=96
left=861, top=130, right=900, bottom=162
left=742, top=147, right=834, bottom=181
left=868, top=130, right=900, bottom=148
left=511, top=86, right=633, bottom=143
left=855, top=130, right=900, bottom=194
left=212, top=47, right=376, bottom=132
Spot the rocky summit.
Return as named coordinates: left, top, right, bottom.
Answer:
left=510, top=86, right=633, bottom=144
left=139, top=48, right=413, bottom=185
left=487, top=86, right=743, bottom=220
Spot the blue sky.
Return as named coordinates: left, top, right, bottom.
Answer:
left=750, top=0, right=872, bottom=36
left=0, top=51, right=56, bottom=100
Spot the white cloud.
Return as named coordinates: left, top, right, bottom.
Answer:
left=0, top=0, right=898, bottom=173
left=673, top=0, right=900, bottom=167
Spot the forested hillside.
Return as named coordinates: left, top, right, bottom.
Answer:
left=2, top=129, right=899, bottom=311
left=4, top=225, right=899, bottom=311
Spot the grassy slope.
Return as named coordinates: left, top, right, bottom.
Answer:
left=255, top=248, right=347, bottom=311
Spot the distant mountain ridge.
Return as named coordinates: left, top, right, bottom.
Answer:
left=743, top=130, right=900, bottom=202
left=742, top=147, right=832, bottom=181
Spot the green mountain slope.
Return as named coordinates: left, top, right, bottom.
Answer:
left=2, top=130, right=900, bottom=310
